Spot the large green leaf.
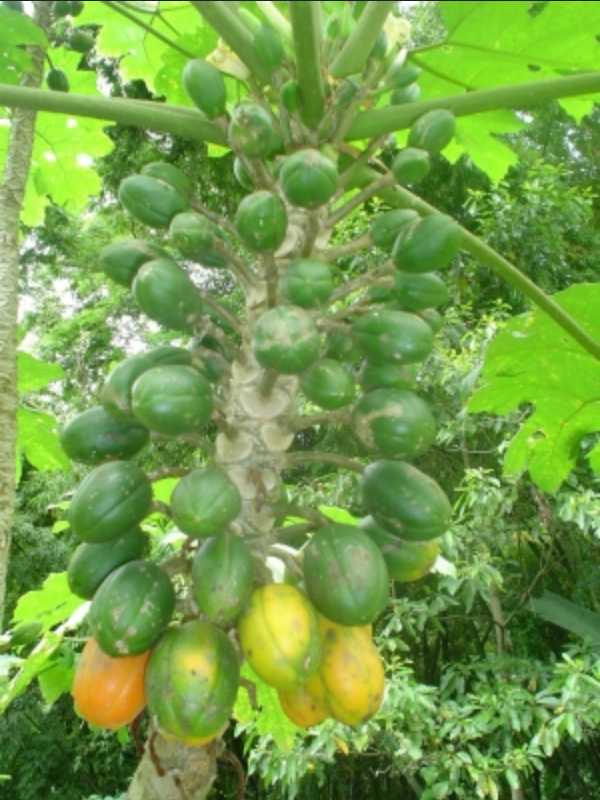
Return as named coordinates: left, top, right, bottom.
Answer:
left=531, top=591, right=600, bottom=643
left=412, top=1, right=600, bottom=177
left=0, top=6, right=47, bottom=48
left=445, top=110, right=526, bottom=184
left=0, top=46, right=113, bottom=224
left=18, top=351, right=64, bottom=394
left=84, top=1, right=216, bottom=96
left=468, top=284, right=600, bottom=493
left=422, top=2, right=600, bottom=92
left=17, top=408, right=70, bottom=473
left=11, top=572, right=84, bottom=631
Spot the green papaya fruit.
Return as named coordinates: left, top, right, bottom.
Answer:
left=182, top=58, right=227, bottom=119
left=254, top=23, right=285, bottom=71
left=118, top=175, right=189, bottom=229
left=141, top=162, right=194, bottom=202
left=407, top=109, right=456, bottom=154
left=45, top=68, right=69, bottom=92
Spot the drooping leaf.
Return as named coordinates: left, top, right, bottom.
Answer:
left=531, top=590, right=600, bottom=643
left=17, top=408, right=70, bottom=473
left=468, top=284, right=600, bottom=493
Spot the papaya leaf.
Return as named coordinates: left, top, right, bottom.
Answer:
left=17, top=408, right=70, bottom=473
left=444, top=110, right=525, bottom=184
left=17, top=351, right=64, bottom=394
left=38, top=649, right=76, bottom=706
left=86, top=1, right=216, bottom=93
left=11, top=572, right=85, bottom=632
left=468, top=284, right=600, bottom=493
left=530, top=591, right=600, bottom=643
left=429, top=1, right=600, bottom=89
left=234, top=663, right=297, bottom=752
left=0, top=6, right=47, bottom=48
left=0, top=631, right=63, bottom=713
left=0, top=48, right=111, bottom=224
left=414, top=1, right=600, bottom=177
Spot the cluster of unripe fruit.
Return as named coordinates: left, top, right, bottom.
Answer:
left=53, top=5, right=462, bottom=748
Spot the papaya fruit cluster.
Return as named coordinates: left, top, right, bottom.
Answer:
left=61, top=4, right=460, bottom=746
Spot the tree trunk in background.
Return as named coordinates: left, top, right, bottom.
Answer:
left=0, top=1, right=51, bottom=630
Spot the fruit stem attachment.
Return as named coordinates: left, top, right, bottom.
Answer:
left=188, top=1, right=271, bottom=85
left=328, top=173, right=396, bottom=228
left=259, top=369, right=279, bottom=398
left=199, top=293, right=243, bottom=335
left=324, top=232, right=374, bottom=262
left=100, top=1, right=196, bottom=59
left=289, top=1, right=326, bottom=129
left=291, top=410, right=352, bottom=432
left=150, top=501, right=172, bottom=518
left=391, top=184, right=600, bottom=362
left=330, top=1, right=396, bottom=78
left=338, top=136, right=389, bottom=190
left=285, top=452, right=366, bottom=474
left=329, top=263, right=393, bottom=302
left=268, top=544, right=304, bottom=582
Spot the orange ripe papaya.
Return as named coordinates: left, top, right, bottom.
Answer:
left=72, top=637, right=150, bottom=729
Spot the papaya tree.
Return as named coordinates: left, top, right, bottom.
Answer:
left=2, top=2, right=600, bottom=800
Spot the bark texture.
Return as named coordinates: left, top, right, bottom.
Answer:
left=0, top=1, right=51, bottom=631
left=128, top=728, right=220, bottom=800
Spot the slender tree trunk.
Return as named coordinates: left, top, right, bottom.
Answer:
left=0, top=1, right=51, bottom=630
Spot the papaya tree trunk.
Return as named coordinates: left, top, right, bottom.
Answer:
left=127, top=730, right=220, bottom=800
left=0, top=0, right=50, bottom=630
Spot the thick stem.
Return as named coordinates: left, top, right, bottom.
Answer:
left=289, top=2, right=326, bottom=129
left=329, top=1, right=396, bottom=79
left=346, top=72, right=600, bottom=141
left=0, top=85, right=226, bottom=145
left=189, top=1, right=271, bottom=86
